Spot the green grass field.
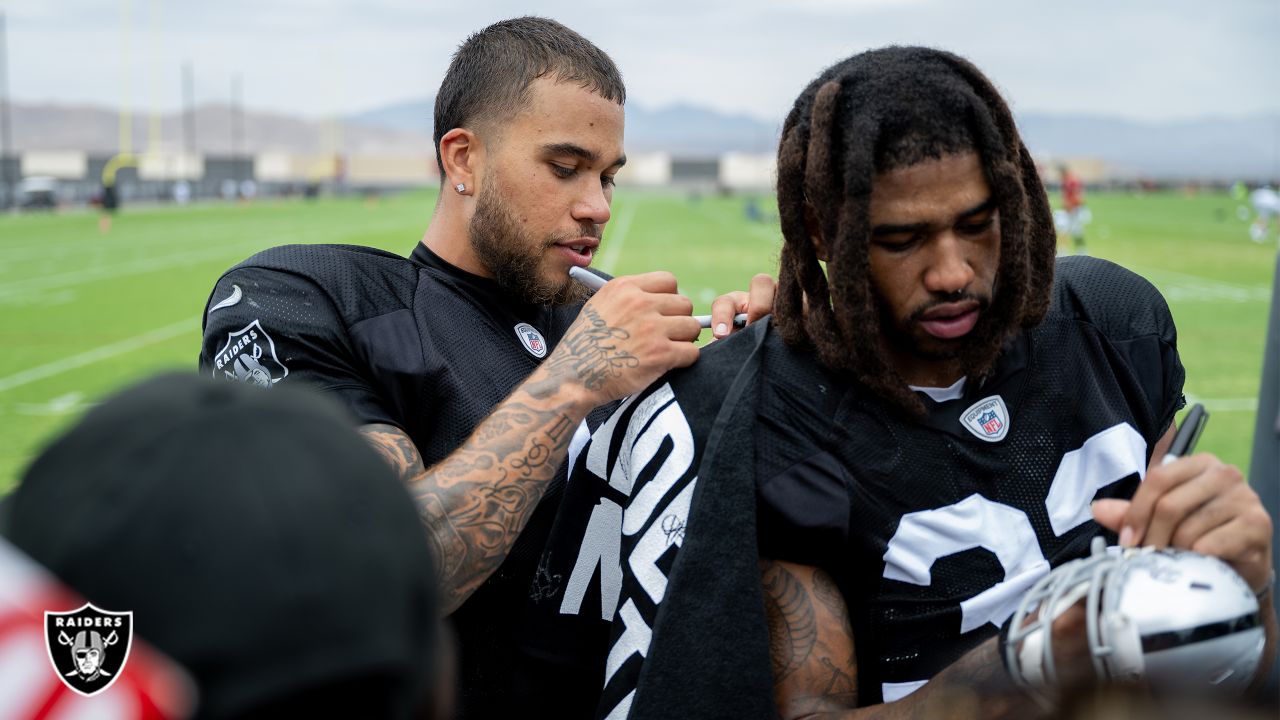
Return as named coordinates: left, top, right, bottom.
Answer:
left=0, top=189, right=1274, bottom=491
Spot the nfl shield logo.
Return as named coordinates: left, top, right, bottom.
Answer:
left=526, top=330, right=544, bottom=354
left=961, top=395, right=1010, bottom=442
left=45, top=603, right=134, bottom=696
left=514, top=322, right=548, bottom=358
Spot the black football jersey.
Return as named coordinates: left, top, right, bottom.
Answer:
left=198, top=243, right=612, bottom=719
left=755, top=255, right=1185, bottom=704
left=584, top=255, right=1185, bottom=714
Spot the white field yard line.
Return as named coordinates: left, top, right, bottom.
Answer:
left=597, top=203, right=637, bottom=275
left=0, top=240, right=265, bottom=301
left=1130, top=265, right=1271, bottom=303
left=0, top=213, right=307, bottom=265
left=0, top=228, right=233, bottom=261
left=1184, top=395, right=1259, bottom=413
left=0, top=205, right=258, bottom=256
left=0, top=317, right=198, bottom=394
left=0, top=245, right=84, bottom=264
left=0, top=235, right=230, bottom=265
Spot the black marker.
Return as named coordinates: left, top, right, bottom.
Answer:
left=1161, top=402, right=1208, bottom=466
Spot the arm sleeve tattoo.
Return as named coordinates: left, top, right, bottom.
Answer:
left=361, top=400, right=578, bottom=615
left=761, top=559, right=858, bottom=717
left=357, top=305, right=641, bottom=615
left=758, top=561, right=1039, bottom=719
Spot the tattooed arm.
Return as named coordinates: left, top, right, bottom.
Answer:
left=761, top=559, right=1042, bottom=720
left=365, top=272, right=702, bottom=615
left=762, top=559, right=858, bottom=718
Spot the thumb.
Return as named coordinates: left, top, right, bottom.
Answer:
left=1090, top=499, right=1130, bottom=532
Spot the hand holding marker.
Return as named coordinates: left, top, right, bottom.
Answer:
left=569, top=267, right=747, bottom=330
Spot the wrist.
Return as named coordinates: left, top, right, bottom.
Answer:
left=522, top=365, right=597, bottom=416
left=1254, top=569, right=1275, bottom=605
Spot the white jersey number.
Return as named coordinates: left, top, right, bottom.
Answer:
left=879, top=423, right=1146, bottom=698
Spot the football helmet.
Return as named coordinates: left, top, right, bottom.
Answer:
left=1004, top=536, right=1265, bottom=706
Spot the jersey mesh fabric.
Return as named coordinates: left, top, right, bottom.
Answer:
left=200, top=243, right=599, bottom=719
left=755, top=256, right=1185, bottom=704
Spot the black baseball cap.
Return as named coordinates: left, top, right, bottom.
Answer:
left=5, top=373, right=441, bottom=719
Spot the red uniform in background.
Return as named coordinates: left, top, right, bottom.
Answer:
left=1060, top=167, right=1087, bottom=253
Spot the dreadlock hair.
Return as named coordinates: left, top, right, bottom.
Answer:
left=773, top=46, right=1056, bottom=415
left=433, top=17, right=625, bottom=175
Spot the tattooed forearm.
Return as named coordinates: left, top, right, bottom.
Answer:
left=361, top=394, right=583, bottom=615
left=819, top=657, right=855, bottom=696
left=763, top=560, right=859, bottom=719
left=761, top=562, right=1039, bottom=720
left=472, top=407, right=531, bottom=445
left=762, top=560, right=819, bottom=683
left=537, top=305, right=639, bottom=392
left=362, top=423, right=427, bottom=476
left=811, top=566, right=842, bottom=613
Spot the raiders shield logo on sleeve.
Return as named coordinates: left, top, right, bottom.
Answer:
left=212, top=319, right=290, bottom=387
left=45, top=603, right=134, bottom=696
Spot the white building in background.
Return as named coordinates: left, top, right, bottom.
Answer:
left=719, top=153, right=775, bottom=191
left=255, top=153, right=338, bottom=184
left=616, top=153, right=672, bottom=187
left=346, top=156, right=436, bottom=186
left=139, top=153, right=203, bottom=182
left=5, top=147, right=787, bottom=208
left=615, top=152, right=776, bottom=191
left=21, top=151, right=88, bottom=180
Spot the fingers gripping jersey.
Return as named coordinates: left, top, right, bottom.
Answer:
left=587, top=256, right=1185, bottom=715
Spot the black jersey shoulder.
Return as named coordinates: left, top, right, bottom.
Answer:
left=1050, top=255, right=1177, bottom=346
left=209, top=244, right=419, bottom=327
left=658, top=318, right=777, bottom=420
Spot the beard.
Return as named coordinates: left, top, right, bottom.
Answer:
left=879, top=289, right=1006, bottom=375
left=468, top=181, right=595, bottom=307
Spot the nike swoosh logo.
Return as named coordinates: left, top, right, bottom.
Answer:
left=209, top=284, right=242, bottom=313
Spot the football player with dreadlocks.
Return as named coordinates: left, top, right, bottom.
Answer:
left=580, top=46, right=1274, bottom=719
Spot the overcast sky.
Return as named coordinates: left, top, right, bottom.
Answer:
left=3, top=0, right=1277, bottom=124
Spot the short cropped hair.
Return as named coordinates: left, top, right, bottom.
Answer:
left=433, top=17, right=625, bottom=173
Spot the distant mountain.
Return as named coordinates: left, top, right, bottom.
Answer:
left=7, top=102, right=433, bottom=156
left=348, top=98, right=435, bottom=138
left=7, top=97, right=1278, bottom=180
left=346, top=97, right=780, bottom=156
left=348, top=97, right=1279, bottom=179
left=623, top=103, right=780, bottom=155
left=1016, top=113, right=1280, bottom=181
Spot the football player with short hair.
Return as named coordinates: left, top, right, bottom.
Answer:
left=199, top=17, right=770, bottom=720
left=583, top=46, right=1275, bottom=719
left=199, top=16, right=768, bottom=717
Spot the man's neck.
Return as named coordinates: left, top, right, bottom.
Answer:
left=421, top=202, right=491, bottom=278
left=891, top=354, right=966, bottom=390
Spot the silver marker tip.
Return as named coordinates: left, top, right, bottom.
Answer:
left=568, top=266, right=606, bottom=291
